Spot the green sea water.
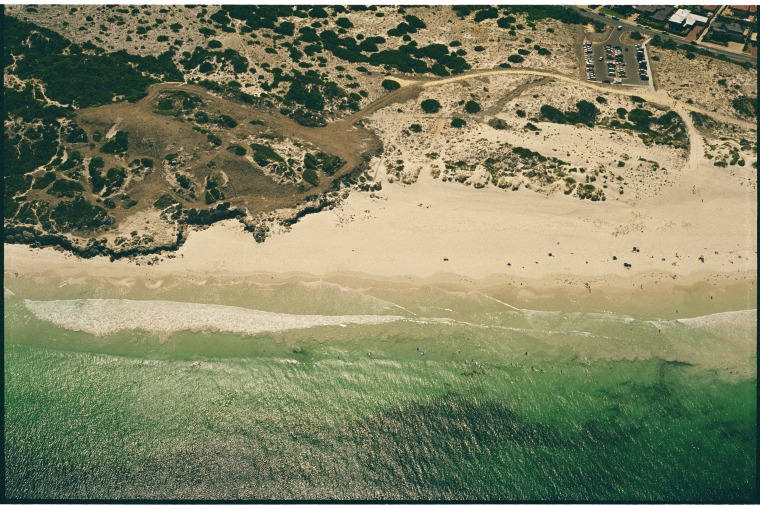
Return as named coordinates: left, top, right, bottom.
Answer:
left=3, top=276, right=757, bottom=501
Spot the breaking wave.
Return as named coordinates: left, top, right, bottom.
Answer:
left=23, top=298, right=406, bottom=337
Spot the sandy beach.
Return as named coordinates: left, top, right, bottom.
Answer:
left=5, top=139, right=756, bottom=316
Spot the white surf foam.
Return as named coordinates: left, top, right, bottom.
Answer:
left=4, top=287, right=15, bottom=299
left=675, top=309, right=756, bottom=328
left=645, top=309, right=757, bottom=336
left=23, top=298, right=406, bottom=337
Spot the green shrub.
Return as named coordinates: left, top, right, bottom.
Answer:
left=214, top=114, right=238, bottom=128
left=451, top=117, right=466, bottom=128
left=309, top=7, right=328, bottom=18
left=336, top=17, right=353, bottom=28
left=274, top=21, right=295, bottom=36
left=31, top=171, right=56, bottom=190
left=540, top=104, right=566, bottom=123
left=488, top=118, right=507, bottom=130
left=303, top=168, right=319, bottom=186
left=5, top=17, right=177, bottom=108
left=420, top=99, right=441, bottom=113
left=474, top=7, right=499, bottom=22
left=732, top=96, right=757, bottom=118
left=65, top=126, right=88, bottom=143
left=227, top=144, right=246, bottom=156
left=464, top=100, right=482, bottom=113
left=507, top=54, right=524, bottom=63
left=627, top=108, right=653, bottom=129
left=250, top=143, right=284, bottom=166
left=403, top=14, right=426, bottom=29
left=575, top=100, right=599, bottom=123
left=207, top=134, right=222, bottom=147
left=381, top=79, right=401, bottom=91
left=51, top=196, right=112, bottom=232
left=154, top=193, right=178, bottom=209
left=303, top=151, right=345, bottom=175
left=204, top=176, right=224, bottom=204
left=100, top=131, right=129, bottom=154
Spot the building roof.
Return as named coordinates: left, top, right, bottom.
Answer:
left=669, top=9, right=709, bottom=26
left=651, top=7, right=675, bottom=21
left=713, top=21, right=745, bottom=34
left=730, top=5, right=757, bottom=14
left=703, top=5, right=720, bottom=11
left=634, top=5, right=659, bottom=13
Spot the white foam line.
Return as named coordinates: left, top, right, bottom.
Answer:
left=674, top=309, right=757, bottom=328
left=4, top=287, right=15, bottom=299
left=646, top=309, right=757, bottom=331
left=478, top=293, right=522, bottom=312
left=23, top=298, right=405, bottom=337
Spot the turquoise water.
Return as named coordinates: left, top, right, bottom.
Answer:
left=3, top=278, right=757, bottom=500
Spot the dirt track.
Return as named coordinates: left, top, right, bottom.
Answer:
left=75, top=68, right=752, bottom=223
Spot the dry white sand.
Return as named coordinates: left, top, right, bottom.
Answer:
left=5, top=140, right=755, bottom=294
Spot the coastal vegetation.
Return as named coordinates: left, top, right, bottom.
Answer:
left=3, top=5, right=755, bottom=256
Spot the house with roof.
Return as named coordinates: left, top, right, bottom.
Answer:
left=729, top=5, right=757, bottom=15
left=668, top=9, right=709, bottom=29
left=711, top=21, right=746, bottom=42
left=634, top=5, right=675, bottom=23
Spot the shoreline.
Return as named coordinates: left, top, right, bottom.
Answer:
left=5, top=239, right=756, bottom=320
left=5, top=150, right=756, bottom=319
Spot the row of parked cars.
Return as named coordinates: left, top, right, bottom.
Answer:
left=636, top=44, right=649, bottom=81
left=583, top=40, right=596, bottom=81
left=604, top=45, right=626, bottom=83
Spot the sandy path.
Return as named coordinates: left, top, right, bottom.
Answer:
left=387, top=68, right=755, bottom=131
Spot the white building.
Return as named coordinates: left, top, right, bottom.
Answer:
left=668, top=9, right=709, bottom=28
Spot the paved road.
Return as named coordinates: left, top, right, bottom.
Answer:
left=571, top=7, right=757, bottom=65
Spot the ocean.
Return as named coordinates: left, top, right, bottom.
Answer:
left=3, top=275, right=757, bottom=500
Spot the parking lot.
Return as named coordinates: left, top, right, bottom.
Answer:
left=582, top=27, right=650, bottom=87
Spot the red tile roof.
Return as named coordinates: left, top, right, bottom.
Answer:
left=685, top=26, right=703, bottom=42
left=730, top=5, right=757, bottom=14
